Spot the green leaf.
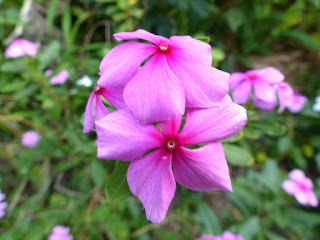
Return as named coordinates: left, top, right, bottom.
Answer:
left=248, top=121, right=286, bottom=137
left=38, top=41, right=61, bottom=70
left=46, top=0, right=60, bottom=30
left=195, top=36, right=210, bottom=43
left=195, top=203, right=221, bottom=235
left=90, top=161, right=106, bottom=187
left=223, top=144, right=253, bottom=166
left=226, top=8, right=244, bottom=32
left=105, top=161, right=131, bottom=200
left=238, top=216, right=260, bottom=240
left=0, top=60, right=28, bottom=73
left=62, top=3, right=72, bottom=47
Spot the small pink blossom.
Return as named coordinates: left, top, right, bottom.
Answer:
left=21, top=131, right=41, bottom=148
left=229, top=67, right=284, bottom=110
left=98, top=29, right=229, bottom=123
left=282, top=169, right=318, bottom=207
left=286, top=92, right=307, bottom=113
left=277, top=83, right=307, bottom=113
left=49, top=70, right=69, bottom=85
left=83, top=85, right=127, bottom=133
left=48, top=225, right=73, bottom=240
left=196, top=232, right=244, bottom=240
left=0, top=189, right=8, bottom=218
left=45, top=69, right=53, bottom=76
left=4, top=39, right=38, bottom=58
left=96, top=95, right=247, bottom=223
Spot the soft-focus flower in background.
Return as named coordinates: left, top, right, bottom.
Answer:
left=0, top=189, right=8, bottom=218
left=196, top=231, right=244, bottom=240
left=45, top=69, right=53, bottom=76
left=48, top=225, right=73, bottom=240
left=286, top=92, right=307, bottom=113
left=312, top=96, right=320, bottom=112
left=282, top=169, right=318, bottom=207
left=21, top=130, right=41, bottom=148
left=83, top=85, right=126, bottom=133
left=49, top=70, right=69, bottom=85
left=96, top=95, right=247, bottom=223
left=76, top=75, right=93, bottom=87
left=4, top=38, right=38, bottom=58
left=229, top=67, right=284, bottom=110
left=98, top=29, right=229, bottom=122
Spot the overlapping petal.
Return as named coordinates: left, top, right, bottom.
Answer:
left=278, top=82, right=294, bottom=113
left=114, top=29, right=169, bottom=45
left=5, top=39, right=38, bottom=58
left=83, top=92, right=95, bottom=133
left=101, top=88, right=127, bottom=109
left=282, top=180, right=298, bottom=195
left=253, top=96, right=277, bottom=110
left=123, top=53, right=185, bottom=122
left=173, top=143, right=232, bottom=192
left=127, top=149, right=175, bottom=223
left=232, top=80, right=252, bottom=104
left=95, top=109, right=164, bottom=161
left=95, top=94, right=110, bottom=121
left=253, top=80, right=277, bottom=104
left=260, top=67, right=285, bottom=83
left=158, top=115, right=183, bottom=138
left=98, top=42, right=157, bottom=88
left=229, top=72, right=246, bottom=90
left=178, top=95, right=247, bottom=146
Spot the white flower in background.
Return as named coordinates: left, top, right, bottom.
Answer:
left=312, top=96, right=320, bottom=112
left=76, top=75, right=92, bottom=87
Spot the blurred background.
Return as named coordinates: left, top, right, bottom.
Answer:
left=0, top=0, right=320, bottom=239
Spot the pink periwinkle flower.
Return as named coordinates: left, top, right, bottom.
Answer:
left=95, top=95, right=247, bottom=223
left=196, top=232, right=244, bottom=240
left=286, top=92, right=307, bottom=113
left=98, top=29, right=230, bottom=123
left=229, top=67, right=284, bottom=110
left=48, top=225, right=73, bottom=240
left=0, top=189, right=8, bottom=218
left=83, top=85, right=127, bottom=133
left=277, top=83, right=307, bottom=113
left=4, top=38, right=38, bottom=58
left=49, top=70, right=69, bottom=85
left=45, top=69, right=53, bottom=76
left=21, top=130, right=41, bottom=148
left=282, top=169, right=318, bottom=207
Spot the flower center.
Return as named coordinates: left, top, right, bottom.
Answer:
left=158, top=44, right=169, bottom=52
left=94, top=85, right=101, bottom=93
left=164, top=138, right=177, bottom=152
left=248, top=74, right=257, bottom=80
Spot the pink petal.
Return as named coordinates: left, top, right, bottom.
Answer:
left=277, top=82, right=294, bottom=113
left=98, top=42, right=157, bottom=88
left=295, top=191, right=309, bottom=206
left=260, top=67, right=285, bottom=83
left=253, top=96, right=277, bottom=110
left=168, top=35, right=212, bottom=66
left=101, top=88, right=127, bottom=109
left=289, top=169, right=306, bottom=183
left=282, top=180, right=298, bottom=195
left=178, top=95, right=247, bottom=146
left=287, top=93, right=307, bottom=113
left=173, top=143, right=232, bottom=192
left=114, top=29, right=169, bottom=45
left=5, top=39, right=38, bottom=58
left=95, top=109, right=164, bottom=161
left=229, top=72, right=247, bottom=90
left=83, top=91, right=95, bottom=133
left=167, top=54, right=229, bottom=108
left=232, top=80, right=252, bottom=104
left=253, top=80, right=277, bottom=108
left=127, top=148, right=176, bottom=223
left=95, top=94, right=110, bottom=121
left=21, top=39, right=38, bottom=57
left=158, top=115, right=183, bottom=137
left=196, top=236, right=219, bottom=240
left=123, top=53, right=185, bottom=123
left=305, top=191, right=319, bottom=207
left=49, top=70, right=69, bottom=85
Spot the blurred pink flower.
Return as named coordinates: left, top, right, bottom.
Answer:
left=4, top=39, right=38, bottom=58
left=196, top=232, right=244, bottom=240
left=282, top=169, right=318, bottom=207
left=45, top=69, right=53, bottom=76
left=48, top=225, right=73, bottom=240
left=21, top=130, right=41, bottom=148
left=229, top=67, right=284, bottom=110
left=0, top=189, right=8, bottom=218
left=96, top=95, right=247, bottom=223
left=277, top=83, right=307, bottom=113
left=49, top=70, right=69, bottom=85
left=98, top=29, right=229, bottom=123
left=286, top=92, right=307, bottom=113
left=83, top=85, right=126, bottom=133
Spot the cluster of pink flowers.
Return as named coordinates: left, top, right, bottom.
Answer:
left=84, top=29, right=247, bottom=223
left=48, top=226, right=73, bottom=240
left=21, top=130, right=41, bottom=148
left=0, top=189, right=8, bottom=218
left=229, top=67, right=307, bottom=113
left=282, top=169, right=318, bottom=207
left=196, top=231, right=244, bottom=240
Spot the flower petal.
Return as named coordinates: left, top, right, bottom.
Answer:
left=169, top=35, right=212, bottom=66
left=282, top=180, right=298, bottom=195
left=232, top=80, right=252, bottom=104
left=98, top=42, right=157, bottom=88
left=229, top=72, right=247, bottom=90
left=260, top=67, right=285, bottom=83
left=5, top=40, right=25, bottom=58
left=114, top=29, right=169, bottom=45
left=95, top=94, right=110, bottom=121
left=95, top=109, right=164, bottom=161
left=173, top=143, right=232, bottom=192
left=101, top=88, right=127, bottom=109
left=253, top=96, right=277, bottom=110
left=287, top=93, right=307, bottom=113
left=123, top=53, right=185, bottom=123
left=158, top=115, right=183, bottom=138
left=83, top=91, right=95, bottom=133
left=178, top=95, right=247, bottom=146
left=277, top=82, right=294, bottom=113
left=306, top=191, right=319, bottom=207
left=21, top=39, right=38, bottom=57
left=167, top=55, right=229, bottom=107
left=127, top=149, right=176, bottom=223
left=253, top=80, right=277, bottom=109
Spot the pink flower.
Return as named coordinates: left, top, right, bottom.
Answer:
left=21, top=131, right=41, bottom=148
left=83, top=85, right=127, bottom=133
left=4, top=39, right=38, bottom=58
left=48, top=225, right=73, bottom=240
left=196, top=232, right=244, bottom=240
left=229, top=67, right=284, bottom=110
left=45, top=69, right=53, bottom=76
left=49, top=70, right=69, bottom=85
left=277, top=83, right=307, bottom=113
left=286, top=92, right=307, bottom=113
left=98, top=29, right=229, bottom=123
left=95, top=95, right=247, bottom=223
left=282, top=169, right=318, bottom=207
left=0, top=189, right=8, bottom=218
